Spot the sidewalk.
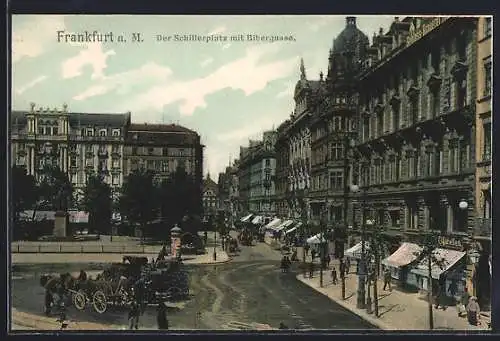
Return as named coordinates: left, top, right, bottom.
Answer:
left=296, top=259, right=490, bottom=331
left=12, top=248, right=230, bottom=265
left=11, top=308, right=184, bottom=331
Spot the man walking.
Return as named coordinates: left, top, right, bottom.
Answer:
left=157, top=302, right=169, bottom=330
left=44, top=289, right=53, bottom=316
left=129, top=301, right=140, bottom=330
left=331, top=267, right=338, bottom=285
left=383, top=268, right=392, bottom=291
left=309, top=261, right=315, bottom=278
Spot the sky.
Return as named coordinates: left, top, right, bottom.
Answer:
left=12, top=15, right=395, bottom=180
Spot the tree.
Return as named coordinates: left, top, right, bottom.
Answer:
left=38, top=165, right=73, bottom=211
left=365, top=224, right=392, bottom=317
left=158, top=166, right=199, bottom=233
left=414, top=231, right=447, bottom=330
left=11, top=166, right=38, bottom=232
left=120, top=169, right=159, bottom=239
left=81, top=173, right=112, bottom=234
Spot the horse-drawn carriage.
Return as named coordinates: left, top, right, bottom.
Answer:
left=40, top=256, right=190, bottom=314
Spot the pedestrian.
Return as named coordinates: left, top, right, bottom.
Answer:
left=44, top=289, right=53, bottom=316
left=311, top=249, right=316, bottom=261
left=331, top=267, right=338, bottom=285
left=435, top=283, right=447, bottom=310
left=309, top=261, right=314, bottom=278
left=458, top=287, right=471, bottom=317
left=128, top=300, right=140, bottom=330
left=383, top=269, right=392, bottom=291
left=466, top=296, right=481, bottom=326
left=345, top=258, right=351, bottom=274
left=156, top=302, right=169, bottom=330
left=304, top=244, right=310, bottom=257
left=326, top=254, right=331, bottom=268
left=77, top=270, right=87, bottom=282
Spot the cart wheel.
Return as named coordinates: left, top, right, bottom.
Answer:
left=73, top=290, right=86, bottom=311
left=92, top=290, right=107, bottom=314
left=166, top=287, right=181, bottom=301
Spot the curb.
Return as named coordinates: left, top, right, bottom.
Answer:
left=296, top=275, right=392, bottom=330
left=192, top=256, right=233, bottom=265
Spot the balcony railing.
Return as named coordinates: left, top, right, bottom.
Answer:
left=474, top=218, right=491, bottom=238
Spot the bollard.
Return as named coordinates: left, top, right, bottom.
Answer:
left=101, top=245, right=104, bottom=253
left=59, top=244, right=62, bottom=252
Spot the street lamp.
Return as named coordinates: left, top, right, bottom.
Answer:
left=365, top=219, right=374, bottom=314
left=319, top=199, right=328, bottom=288
left=343, top=184, right=359, bottom=300
left=458, top=199, right=468, bottom=235
left=356, top=183, right=369, bottom=309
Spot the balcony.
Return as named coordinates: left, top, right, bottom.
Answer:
left=474, top=218, right=491, bottom=239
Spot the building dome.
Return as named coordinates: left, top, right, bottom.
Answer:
left=332, top=17, right=369, bottom=55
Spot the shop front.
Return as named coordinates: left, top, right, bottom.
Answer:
left=381, top=242, right=423, bottom=286
left=408, top=247, right=466, bottom=298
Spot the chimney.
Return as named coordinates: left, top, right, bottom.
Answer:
left=346, top=16, right=356, bottom=27
left=395, top=16, right=400, bottom=22
left=379, top=27, right=384, bottom=35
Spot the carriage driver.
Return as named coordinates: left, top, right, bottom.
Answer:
left=78, top=270, right=87, bottom=281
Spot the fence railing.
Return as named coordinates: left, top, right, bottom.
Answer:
left=11, top=244, right=161, bottom=254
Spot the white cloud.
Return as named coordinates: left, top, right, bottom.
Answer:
left=308, top=16, right=336, bottom=32
left=208, top=26, right=226, bottom=35
left=217, top=116, right=278, bottom=142
left=12, top=15, right=66, bottom=63
left=15, top=75, right=48, bottom=95
left=113, top=44, right=297, bottom=116
left=61, top=42, right=116, bottom=80
left=200, top=57, right=214, bottom=67
left=276, top=80, right=295, bottom=99
left=73, top=62, right=172, bottom=101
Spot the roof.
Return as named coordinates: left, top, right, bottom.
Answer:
left=128, top=123, right=197, bottom=134
left=332, top=17, right=369, bottom=54
left=203, top=177, right=218, bottom=193
left=10, top=111, right=131, bottom=127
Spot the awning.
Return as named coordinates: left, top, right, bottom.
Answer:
left=285, top=227, right=297, bottom=235
left=382, top=243, right=422, bottom=268
left=263, top=218, right=282, bottom=230
left=306, top=233, right=327, bottom=244
left=240, top=214, right=253, bottom=222
left=410, top=248, right=466, bottom=280
left=251, top=216, right=263, bottom=225
left=345, top=241, right=370, bottom=259
left=274, top=220, right=294, bottom=232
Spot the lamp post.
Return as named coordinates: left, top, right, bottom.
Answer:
left=356, top=183, right=368, bottom=309
left=365, top=219, right=374, bottom=314
left=346, top=184, right=359, bottom=300
left=213, top=213, right=217, bottom=262
left=319, top=198, right=328, bottom=288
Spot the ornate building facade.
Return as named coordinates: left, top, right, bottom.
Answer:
left=472, top=16, right=492, bottom=308
left=202, top=174, right=219, bottom=221
left=11, top=104, right=204, bottom=213
left=217, top=162, right=240, bottom=222
left=11, top=103, right=130, bottom=204
left=237, top=131, right=277, bottom=215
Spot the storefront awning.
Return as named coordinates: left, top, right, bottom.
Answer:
left=263, top=218, right=282, bottom=230
left=382, top=243, right=422, bottom=268
left=345, top=241, right=370, bottom=259
left=240, top=214, right=253, bottom=222
left=410, top=248, right=466, bottom=280
left=306, top=233, right=327, bottom=244
left=251, top=216, right=263, bottom=224
left=285, top=227, right=297, bottom=235
left=274, top=220, right=294, bottom=232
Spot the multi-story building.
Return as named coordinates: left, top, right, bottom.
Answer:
left=123, top=123, right=204, bottom=214
left=11, top=103, right=130, bottom=204
left=217, top=162, right=240, bottom=222
left=472, top=16, right=492, bottom=308
left=352, top=16, right=478, bottom=293
left=202, top=174, right=218, bottom=221
left=237, top=131, right=277, bottom=215
left=11, top=104, right=204, bottom=214
left=275, top=120, right=292, bottom=218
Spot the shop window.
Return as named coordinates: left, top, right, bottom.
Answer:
left=389, top=211, right=400, bottom=227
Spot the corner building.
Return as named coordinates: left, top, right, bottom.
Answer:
left=352, top=17, right=478, bottom=292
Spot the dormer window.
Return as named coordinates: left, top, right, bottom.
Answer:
left=99, top=129, right=107, bottom=137
left=86, top=128, right=94, bottom=136
left=112, top=129, right=120, bottom=136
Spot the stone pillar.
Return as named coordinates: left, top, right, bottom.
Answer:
left=53, top=211, right=68, bottom=237
left=417, top=196, right=427, bottom=230
left=30, top=148, right=35, bottom=175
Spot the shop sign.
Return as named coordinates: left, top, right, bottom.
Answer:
left=407, top=17, right=449, bottom=47
left=437, top=235, right=463, bottom=249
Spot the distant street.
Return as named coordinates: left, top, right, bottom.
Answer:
left=12, top=240, right=375, bottom=330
